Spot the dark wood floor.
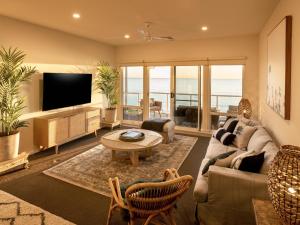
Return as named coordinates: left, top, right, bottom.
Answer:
left=0, top=128, right=209, bottom=225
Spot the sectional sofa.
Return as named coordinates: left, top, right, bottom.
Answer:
left=193, top=118, right=279, bottom=225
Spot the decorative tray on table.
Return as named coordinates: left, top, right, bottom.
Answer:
left=119, top=130, right=145, bottom=142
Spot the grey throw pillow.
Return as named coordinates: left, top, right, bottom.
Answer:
left=202, top=150, right=236, bottom=175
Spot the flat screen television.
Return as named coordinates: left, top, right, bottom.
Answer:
left=43, top=73, right=92, bottom=111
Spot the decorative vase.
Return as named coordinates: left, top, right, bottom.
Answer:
left=267, top=145, right=300, bottom=225
left=105, top=108, right=117, bottom=123
left=0, top=131, right=20, bottom=161
left=238, top=98, right=252, bottom=119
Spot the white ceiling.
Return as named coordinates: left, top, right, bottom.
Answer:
left=0, top=0, right=279, bottom=46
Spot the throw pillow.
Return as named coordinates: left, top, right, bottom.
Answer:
left=214, top=150, right=244, bottom=167
left=231, top=150, right=256, bottom=169
left=223, top=118, right=239, bottom=133
left=238, top=151, right=265, bottom=173
left=214, top=128, right=236, bottom=146
left=202, top=151, right=236, bottom=175
left=220, top=132, right=236, bottom=146
left=233, top=122, right=256, bottom=149
left=214, top=128, right=226, bottom=141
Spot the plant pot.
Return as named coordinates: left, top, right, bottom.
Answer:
left=0, top=131, right=20, bottom=162
left=105, top=108, right=117, bottom=123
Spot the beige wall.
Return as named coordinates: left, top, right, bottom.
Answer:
left=0, top=15, right=115, bottom=153
left=116, top=35, right=259, bottom=119
left=259, top=0, right=300, bottom=145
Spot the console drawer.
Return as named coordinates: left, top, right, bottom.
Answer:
left=86, top=109, right=100, bottom=119
left=87, top=118, right=100, bottom=133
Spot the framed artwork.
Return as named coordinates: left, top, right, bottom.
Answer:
left=267, top=16, right=292, bottom=120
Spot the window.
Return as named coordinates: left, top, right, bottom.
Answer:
left=210, top=65, right=243, bottom=129
left=122, top=66, right=144, bottom=121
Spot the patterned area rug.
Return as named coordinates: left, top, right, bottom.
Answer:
left=0, top=190, right=74, bottom=225
left=44, top=135, right=197, bottom=197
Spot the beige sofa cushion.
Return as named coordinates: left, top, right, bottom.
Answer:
left=205, top=138, right=239, bottom=159
left=260, top=142, right=278, bottom=174
left=194, top=158, right=209, bottom=202
left=238, top=116, right=261, bottom=127
left=247, top=127, right=272, bottom=152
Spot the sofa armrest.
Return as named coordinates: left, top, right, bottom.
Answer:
left=207, top=166, right=269, bottom=211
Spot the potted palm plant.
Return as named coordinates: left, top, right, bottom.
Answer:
left=0, top=47, right=37, bottom=161
left=95, top=62, right=119, bottom=123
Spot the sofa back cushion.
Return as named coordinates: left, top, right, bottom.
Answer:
left=247, top=127, right=272, bottom=152
left=260, top=142, right=279, bottom=174
left=238, top=116, right=261, bottom=127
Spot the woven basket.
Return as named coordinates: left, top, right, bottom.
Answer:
left=268, top=145, right=300, bottom=225
left=238, top=98, right=252, bottom=119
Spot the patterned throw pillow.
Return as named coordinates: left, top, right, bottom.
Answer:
left=223, top=118, right=239, bottom=133
left=233, top=122, right=256, bottom=149
left=214, top=128, right=226, bottom=140
left=214, top=128, right=236, bottom=146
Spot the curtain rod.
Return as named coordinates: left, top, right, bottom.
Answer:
left=117, top=56, right=248, bottom=66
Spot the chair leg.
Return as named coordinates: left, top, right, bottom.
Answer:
left=194, top=203, right=200, bottom=225
left=129, top=219, right=135, bottom=225
left=106, top=198, right=114, bottom=225
left=168, top=211, right=177, bottom=225
left=144, top=214, right=158, bottom=225
left=160, top=212, right=174, bottom=225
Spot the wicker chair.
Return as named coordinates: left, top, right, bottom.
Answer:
left=106, top=168, right=193, bottom=225
left=140, top=98, right=163, bottom=118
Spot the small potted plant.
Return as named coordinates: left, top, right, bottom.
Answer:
left=0, top=47, right=37, bottom=161
left=95, top=62, right=119, bottom=123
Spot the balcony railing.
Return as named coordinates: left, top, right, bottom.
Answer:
left=123, top=92, right=242, bottom=113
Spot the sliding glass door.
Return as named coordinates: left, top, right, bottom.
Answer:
left=148, top=66, right=171, bottom=119
left=210, top=65, right=243, bottom=129
left=174, top=66, right=201, bottom=129
left=120, top=64, right=244, bottom=132
left=122, top=66, right=144, bottom=122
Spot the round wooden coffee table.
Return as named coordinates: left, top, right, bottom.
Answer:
left=101, top=129, right=163, bottom=166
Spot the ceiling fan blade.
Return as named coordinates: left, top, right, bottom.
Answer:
left=151, top=36, right=175, bottom=41
left=138, top=29, right=146, bottom=35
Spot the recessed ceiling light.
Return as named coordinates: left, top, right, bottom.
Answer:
left=124, top=34, right=130, bottom=39
left=72, top=13, right=81, bottom=19
left=201, top=26, right=208, bottom=31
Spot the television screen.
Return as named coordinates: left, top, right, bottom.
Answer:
left=43, top=73, right=92, bottom=111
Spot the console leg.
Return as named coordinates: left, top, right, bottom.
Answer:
left=55, top=145, right=59, bottom=154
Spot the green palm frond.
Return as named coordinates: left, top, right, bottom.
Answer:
left=0, top=47, right=37, bottom=136
left=95, top=62, right=119, bottom=109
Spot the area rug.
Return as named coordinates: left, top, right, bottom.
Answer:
left=43, top=135, right=197, bottom=197
left=0, top=190, right=74, bottom=225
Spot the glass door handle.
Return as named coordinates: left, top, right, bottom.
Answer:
left=170, top=93, right=175, bottom=98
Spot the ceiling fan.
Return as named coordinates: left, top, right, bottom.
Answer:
left=139, top=22, right=174, bottom=41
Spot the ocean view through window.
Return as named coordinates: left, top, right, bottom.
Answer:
left=121, top=64, right=243, bottom=129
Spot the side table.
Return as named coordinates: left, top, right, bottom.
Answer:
left=252, top=199, right=281, bottom=225
left=101, top=120, right=121, bottom=130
